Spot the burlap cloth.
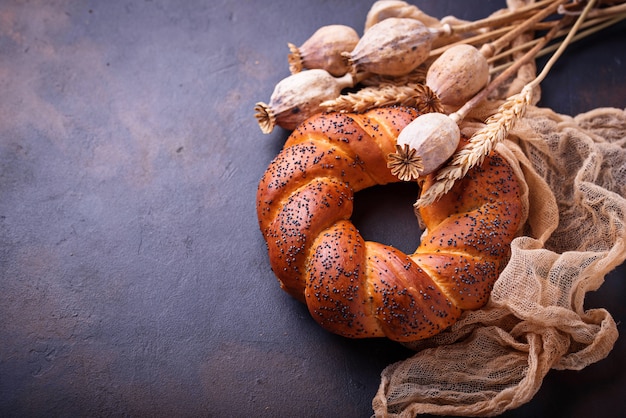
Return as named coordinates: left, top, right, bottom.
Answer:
left=368, top=0, right=626, bottom=414
left=372, top=102, right=626, bottom=416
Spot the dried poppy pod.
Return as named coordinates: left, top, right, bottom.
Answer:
left=387, top=112, right=460, bottom=181
left=343, top=17, right=434, bottom=77
left=364, top=0, right=443, bottom=32
left=426, top=44, right=489, bottom=108
left=254, top=69, right=354, bottom=134
left=364, top=0, right=460, bottom=49
left=288, top=25, right=360, bottom=76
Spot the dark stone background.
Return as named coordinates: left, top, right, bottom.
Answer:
left=0, top=1, right=624, bottom=416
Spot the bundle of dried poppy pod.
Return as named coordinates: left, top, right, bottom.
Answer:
left=254, top=0, right=626, bottom=205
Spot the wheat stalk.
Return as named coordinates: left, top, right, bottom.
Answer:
left=447, top=0, right=559, bottom=34
left=320, top=83, right=443, bottom=114
left=415, top=86, right=533, bottom=208
left=490, top=12, right=626, bottom=75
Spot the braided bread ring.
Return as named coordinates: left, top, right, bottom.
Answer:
left=257, top=107, right=523, bottom=342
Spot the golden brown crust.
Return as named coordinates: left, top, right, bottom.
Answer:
left=413, top=150, right=523, bottom=311
left=256, top=107, right=523, bottom=342
left=265, top=178, right=353, bottom=301
left=364, top=242, right=463, bottom=341
left=305, top=220, right=384, bottom=338
left=256, top=107, right=421, bottom=301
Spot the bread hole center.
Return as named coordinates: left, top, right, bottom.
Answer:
left=351, top=182, right=422, bottom=255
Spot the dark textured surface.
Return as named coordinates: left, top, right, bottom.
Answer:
left=0, top=1, right=624, bottom=417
